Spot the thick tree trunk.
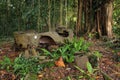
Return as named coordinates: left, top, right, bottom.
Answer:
left=92, top=1, right=113, bottom=38
left=105, top=2, right=113, bottom=38
left=100, top=6, right=107, bottom=36
left=84, top=0, right=91, bottom=33
left=87, top=0, right=93, bottom=33
left=76, top=0, right=113, bottom=38
left=97, top=11, right=102, bottom=37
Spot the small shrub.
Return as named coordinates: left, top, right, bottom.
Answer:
left=0, top=55, right=55, bottom=79
left=70, top=37, right=90, bottom=52
left=42, top=37, right=90, bottom=63
left=113, top=26, right=120, bottom=37
left=89, top=51, right=102, bottom=68
left=0, top=56, right=13, bottom=71
left=13, top=56, right=41, bottom=78
left=41, top=48, right=60, bottom=60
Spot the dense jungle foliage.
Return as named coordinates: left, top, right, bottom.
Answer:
left=0, top=0, right=120, bottom=37
left=0, top=0, right=120, bottom=80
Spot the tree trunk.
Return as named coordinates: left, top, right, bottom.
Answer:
left=65, top=0, right=68, bottom=28
left=53, top=0, right=55, bottom=29
left=60, top=0, right=63, bottom=25
left=48, top=0, right=51, bottom=31
left=76, top=0, right=83, bottom=36
left=7, top=0, right=11, bottom=35
left=37, top=0, right=41, bottom=32
left=84, top=0, right=91, bottom=34
left=87, top=0, right=93, bottom=33
left=89, top=0, right=93, bottom=32
left=105, top=2, right=113, bottom=38
left=97, top=11, right=102, bottom=37
left=75, top=0, right=113, bottom=38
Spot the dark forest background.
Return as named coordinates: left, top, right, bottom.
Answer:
left=0, top=0, right=120, bottom=38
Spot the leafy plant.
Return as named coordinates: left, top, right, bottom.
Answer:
left=66, top=76, right=72, bottom=80
left=71, top=37, right=90, bottom=52
left=93, top=51, right=102, bottom=60
left=89, top=51, right=102, bottom=68
left=75, top=62, right=98, bottom=80
left=0, top=55, right=55, bottom=79
left=13, top=56, right=41, bottom=79
left=42, top=37, right=90, bottom=63
left=40, top=61, right=54, bottom=69
left=63, top=37, right=90, bottom=63
left=41, top=48, right=60, bottom=59
left=88, top=33, right=94, bottom=40
left=113, top=27, right=120, bottom=37
left=57, top=45, right=75, bottom=63
left=0, top=56, right=13, bottom=71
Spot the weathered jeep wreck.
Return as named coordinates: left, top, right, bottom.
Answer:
left=13, top=27, right=74, bottom=57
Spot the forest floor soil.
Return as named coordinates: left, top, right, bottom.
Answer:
left=0, top=39, right=120, bottom=80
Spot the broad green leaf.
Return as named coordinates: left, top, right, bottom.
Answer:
left=87, top=62, right=93, bottom=74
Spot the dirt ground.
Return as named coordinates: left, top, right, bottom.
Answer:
left=0, top=39, right=120, bottom=80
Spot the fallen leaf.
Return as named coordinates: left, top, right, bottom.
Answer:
left=55, top=56, right=65, bottom=67
left=38, top=74, right=43, bottom=78
left=95, top=76, right=101, bottom=79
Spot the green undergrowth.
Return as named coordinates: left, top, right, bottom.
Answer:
left=0, top=56, right=54, bottom=79
left=42, top=37, right=91, bottom=63
left=0, top=37, right=102, bottom=80
left=0, top=36, right=14, bottom=46
left=75, top=62, right=99, bottom=80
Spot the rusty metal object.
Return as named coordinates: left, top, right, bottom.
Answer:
left=13, top=31, right=39, bottom=58
left=14, top=31, right=40, bottom=49
left=39, top=27, right=74, bottom=45
left=38, top=27, right=74, bottom=51
left=13, top=27, right=74, bottom=52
